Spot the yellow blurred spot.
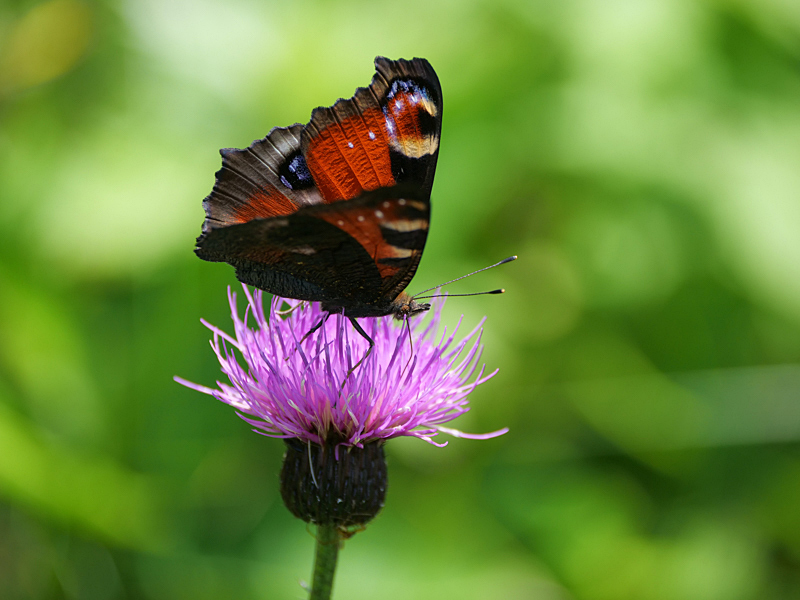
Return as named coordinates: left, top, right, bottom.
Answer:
left=0, top=0, right=92, bottom=94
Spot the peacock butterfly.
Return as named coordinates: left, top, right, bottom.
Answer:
left=196, top=57, right=443, bottom=346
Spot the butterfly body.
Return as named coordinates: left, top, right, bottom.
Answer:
left=196, top=57, right=442, bottom=321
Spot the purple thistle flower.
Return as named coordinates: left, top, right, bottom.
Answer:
left=175, top=285, right=507, bottom=448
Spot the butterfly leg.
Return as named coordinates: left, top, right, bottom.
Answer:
left=298, top=313, right=330, bottom=344
left=276, top=300, right=304, bottom=317
left=346, top=317, right=375, bottom=376
left=285, top=313, right=330, bottom=361
left=403, top=316, right=414, bottom=372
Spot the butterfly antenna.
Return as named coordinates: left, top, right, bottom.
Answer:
left=413, top=289, right=506, bottom=300
left=411, top=255, right=517, bottom=299
left=341, top=317, right=375, bottom=384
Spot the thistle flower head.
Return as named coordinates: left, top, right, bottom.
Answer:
left=176, top=286, right=507, bottom=448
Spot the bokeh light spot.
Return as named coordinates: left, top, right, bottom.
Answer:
left=0, top=0, right=92, bottom=94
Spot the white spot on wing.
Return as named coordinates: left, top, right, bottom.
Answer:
left=357, top=215, right=365, bottom=222
left=375, top=210, right=384, bottom=219
left=347, top=142, right=354, bottom=149
left=337, top=220, right=344, bottom=226
left=368, top=131, right=376, bottom=140
left=263, top=218, right=289, bottom=230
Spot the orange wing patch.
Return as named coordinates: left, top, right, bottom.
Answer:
left=232, top=188, right=297, bottom=223
left=305, top=107, right=395, bottom=202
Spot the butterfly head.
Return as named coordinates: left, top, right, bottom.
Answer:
left=390, top=292, right=431, bottom=321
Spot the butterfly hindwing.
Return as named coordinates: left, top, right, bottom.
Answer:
left=197, top=210, right=383, bottom=303
left=198, top=184, right=429, bottom=312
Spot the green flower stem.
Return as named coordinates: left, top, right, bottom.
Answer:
left=309, top=524, right=340, bottom=600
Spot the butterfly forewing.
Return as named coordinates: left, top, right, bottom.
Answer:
left=302, top=57, right=442, bottom=203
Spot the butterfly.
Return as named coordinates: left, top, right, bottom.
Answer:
left=196, top=57, right=443, bottom=351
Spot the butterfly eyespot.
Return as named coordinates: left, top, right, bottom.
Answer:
left=278, top=152, right=313, bottom=191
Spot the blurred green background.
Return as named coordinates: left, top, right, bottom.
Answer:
left=2, top=0, right=800, bottom=598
